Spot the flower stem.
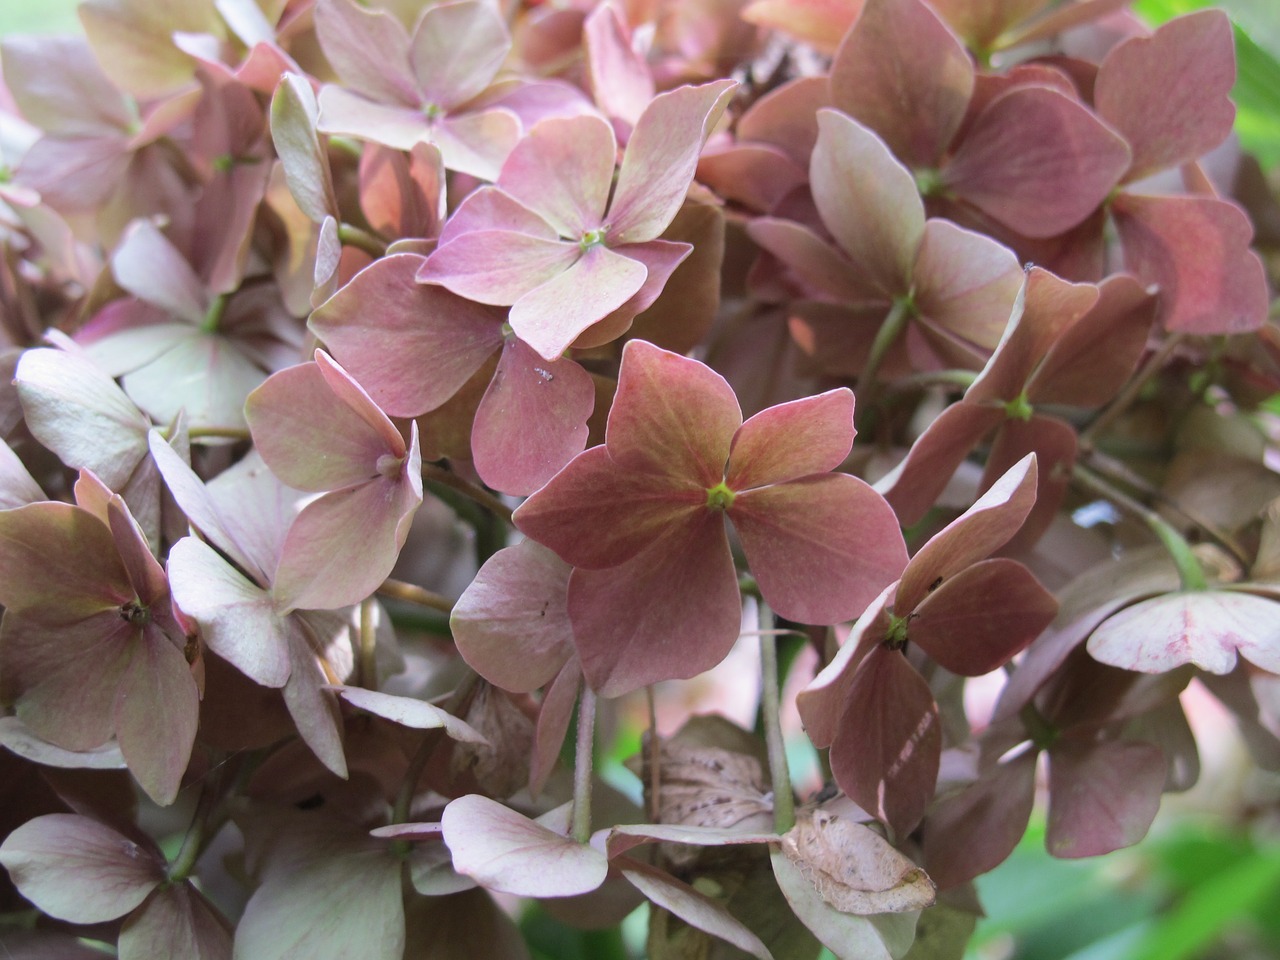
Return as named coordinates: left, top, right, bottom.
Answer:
left=856, top=296, right=913, bottom=431
left=759, top=603, right=794, bottom=834
left=422, top=463, right=514, bottom=525
left=168, top=770, right=222, bottom=883
left=392, top=671, right=480, bottom=827
left=359, top=597, right=377, bottom=688
left=337, top=222, right=388, bottom=258
left=377, top=578, right=454, bottom=614
left=572, top=686, right=597, bottom=844
left=1071, top=462, right=1207, bottom=591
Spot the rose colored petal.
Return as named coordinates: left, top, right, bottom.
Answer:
left=112, top=221, right=207, bottom=325
left=922, top=747, right=1038, bottom=890
left=607, top=79, right=736, bottom=244
left=270, top=73, right=338, bottom=223
left=442, top=794, right=609, bottom=898
left=770, top=848, right=917, bottom=960
left=314, top=0, right=417, bottom=105
left=0, top=814, right=164, bottom=923
left=245, top=360, right=396, bottom=492
left=966, top=266, right=1098, bottom=405
left=583, top=4, right=654, bottom=126
left=912, top=219, right=1023, bottom=351
left=830, top=0, right=974, bottom=169
left=737, top=76, right=828, bottom=166
left=741, top=0, right=861, bottom=54
left=810, top=109, right=922, bottom=298
left=1045, top=737, right=1164, bottom=858
left=312, top=350, right=407, bottom=455
left=439, top=184, right=558, bottom=243
left=429, top=108, right=522, bottom=180
left=568, top=515, right=741, bottom=697
left=419, top=229, right=580, bottom=306
left=896, top=453, right=1038, bottom=614
left=1027, top=273, right=1156, bottom=406
left=796, top=585, right=896, bottom=748
left=0, top=716, right=125, bottom=769
left=943, top=86, right=1130, bottom=238
left=531, top=658, right=581, bottom=795
left=606, top=339, right=742, bottom=486
left=333, top=686, right=485, bottom=742
left=513, top=446, right=702, bottom=569
left=410, top=0, right=511, bottom=109
left=697, top=142, right=808, bottom=214
left=358, top=142, right=444, bottom=240
left=509, top=244, right=648, bottom=361
left=15, top=348, right=150, bottom=492
left=746, top=217, right=878, bottom=303
left=119, top=882, right=233, bottom=960
left=451, top=540, right=574, bottom=693
left=1, top=35, right=135, bottom=137
left=619, top=857, right=775, bottom=960
left=725, top=389, right=855, bottom=490
left=982, top=414, right=1077, bottom=550
left=830, top=646, right=941, bottom=837
left=312, top=255, right=505, bottom=417
left=576, top=237, right=692, bottom=350
left=497, top=115, right=615, bottom=239
left=909, top=558, right=1057, bottom=676
left=79, top=0, right=223, bottom=98
left=272, top=464, right=422, bottom=613
left=0, top=501, right=127, bottom=619
left=732, top=474, right=907, bottom=625
left=472, top=339, right=594, bottom=495
left=166, top=536, right=291, bottom=687
left=1111, top=192, right=1268, bottom=335
left=1087, top=590, right=1280, bottom=676
left=316, top=84, right=430, bottom=151
left=115, top=623, right=199, bottom=805
left=875, top=402, right=1002, bottom=526
left=1095, top=10, right=1235, bottom=183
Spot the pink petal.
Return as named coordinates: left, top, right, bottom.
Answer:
left=316, top=84, right=431, bottom=151
left=409, top=0, right=511, bottom=110
left=313, top=349, right=407, bottom=456
left=442, top=794, right=608, bottom=897
left=737, top=75, right=828, bottom=166
left=909, top=558, right=1057, bottom=676
left=697, top=142, right=808, bottom=214
left=1, top=35, right=135, bottom=136
left=608, top=79, right=736, bottom=244
left=333, top=686, right=485, bottom=742
left=508, top=244, right=649, bottom=361
left=746, top=216, right=878, bottom=303
left=583, top=4, right=654, bottom=126
left=313, top=0, right=417, bottom=105
left=472, top=338, right=594, bottom=496
left=895, top=453, right=1038, bottom=614
left=725, top=389, right=855, bottom=490
left=1045, top=737, right=1164, bottom=858
left=912, top=218, right=1023, bottom=351
left=270, top=73, right=338, bottom=223
left=982, top=414, right=1078, bottom=550
left=1112, top=192, right=1268, bottom=335
left=497, top=114, right=616, bottom=238
left=568, top=515, right=741, bottom=697
left=810, top=109, right=922, bottom=298
left=829, top=0, right=974, bottom=169
left=439, top=184, right=558, bottom=243
left=944, top=86, right=1130, bottom=238
left=575, top=238, right=692, bottom=350
left=829, top=646, right=941, bottom=837
left=451, top=540, right=574, bottom=693
left=605, top=339, right=741, bottom=487
left=111, top=219, right=207, bottom=324
left=0, top=814, right=163, bottom=923
left=513, top=446, right=703, bottom=570
left=732, top=474, right=907, bottom=625
left=740, top=0, right=862, bottom=54
left=15, top=134, right=130, bottom=212
left=119, top=882, right=233, bottom=960
left=419, top=229, right=580, bottom=306
left=0, top=501, right=126, bottom=619
left=311, top=254, right=505, bottom=417
left=1095, top=10, right=1236, bottom=183
left=531, top=659, right=581, bottom=795
left=0, top=716, right=124, bottom=769
left=429, top=109, right=522, bottom=180
left=358, top=142, right=445, bottom=241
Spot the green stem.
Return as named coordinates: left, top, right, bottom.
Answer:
left=1018, top=702, right=1058, bottom=751
left=377, top=578, right=454, bottom=614
left=392, top=671, right=480, bottom=827
left=185, top=426, right=251, bottom=441
left=572, top=686, right=597, bottom=844
left=168, top=774, right=221, bottom=882
left=201, top=294, right=228, bottom=334
left=856, top=297, right=914, bottom=430
left=359, top=597, right=377, bottom=688
left=1072, top=463, right=1207, bottom=591
left=759, top=604, right=794, bottom=834
left=422, top=463, right=514, bottom=525
left=337, top=222, right=388, bottom=258
left=887, top=369, right=979, bottom=393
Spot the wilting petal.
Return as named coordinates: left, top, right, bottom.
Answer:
left=1112, top=192, right=1267, bottom=335
left=912, top=219, right=1022, bottom=350
left=452, top=540, right=574, bottom=693
left=944, top=86, right=1130, bottom=238
left=513, top=446, right=703, bottom=569
left=410, top=0, right=510, bottom=109
left=509, top=244, right=648, bottom=361
left=726, top=389, right=855, bottom=490
left=605, top=339, right=741, bottom=486
left=442, top=794, right=608, bottom=898
left=569, top=514, right=741, bottom=697
left=420, top=229, right=580, bottom=305
left=313, top=0, right=416, bottom=105
left=1046, top=737, right=1164, bottom=858
left=472, top=339, right=594, bottom=495
left=829, top=0, right=973, bottom=169
left=496, top=115, right=615, bottom=238
left=0, top=814, right=164, bottom=923
left=909, top=558, right=1057, bottom=676
left=1095, top=10, right=1236, bottom=183
left=732, top=474, right=907, bottom=625
left=608, top=80, right=736, bottom=244
left=830, top=646, right=941, bottom=837
left=311, top=254, right=505, bottom=417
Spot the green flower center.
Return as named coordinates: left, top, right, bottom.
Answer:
left=580, top=227, right=607, bottom=251
left=885, top=612, right=911, bottom=650
left=705, top=481, right=735, bottom=511
left=1003, top=392, right=1034, bottom=422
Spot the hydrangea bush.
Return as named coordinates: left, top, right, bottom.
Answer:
left=0, top=0, right=1277, bottom=957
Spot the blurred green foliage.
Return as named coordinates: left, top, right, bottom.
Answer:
left=0, top=0, right=80, bottom=35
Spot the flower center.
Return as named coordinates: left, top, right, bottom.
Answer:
left=579, top=227, right=607, bottom=251
left=377, top=453, right=404, bottom=479
left=119, top=601, right=151, bottom=626
left=705, top=481, right=735, bottom=511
